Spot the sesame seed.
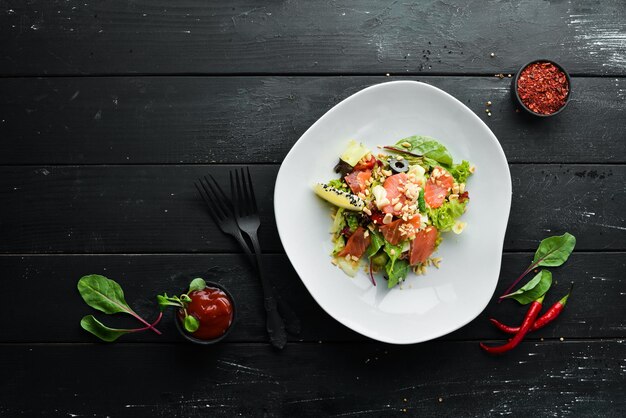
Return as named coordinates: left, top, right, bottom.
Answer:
left=394, top=202, right=403, bottom=211
left=351, top=255, right=359, bottom=261
left=402, top=142, right=412, bottom=148
left=490, top=52, right=495, bottom=57
left=383, top=213, right=393, bottom=224
left=487, top=101, right=492, bottom=106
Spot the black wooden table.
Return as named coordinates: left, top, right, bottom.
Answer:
left=1, top=1, right=625, bottom=416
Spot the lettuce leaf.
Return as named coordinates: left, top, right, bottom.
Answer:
left=330, top=208, right=346, bottom=234
left=328, top=178, right=349, bottom=192
left=366, top=229, right=385, bottom=258
left=386, top=259, right=410, bottom=288
left=332, top=235, right=345, bottom=255
left=449, top=160, right=472, bottom=183
left=383, top=240, right=404, bottom=270
left=395, top=136, right=453, bottom=166
left=346, top=212, right=359, bottom=232
left=428, top=200, right=467, bottom=232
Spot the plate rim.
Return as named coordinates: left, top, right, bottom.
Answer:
left=274, top=80, right=512, bottom=344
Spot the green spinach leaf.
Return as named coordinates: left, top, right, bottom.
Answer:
left=80, top=315, right=134, bottom=342
left=383, top=240, right=404, bottom=270
left=386, top=259, right=410, bottom=289
left=502, top=270, right=552, bottom=305
left=77, top=274, right=132, bottom=314
left=395, top=135, right=453, bottom=166
left=533, top=233, right=576, bottom=267
left=366, top=229, right=385, bottom=258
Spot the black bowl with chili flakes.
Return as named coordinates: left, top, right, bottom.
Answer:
left=513, top=59, right=571, bottom=117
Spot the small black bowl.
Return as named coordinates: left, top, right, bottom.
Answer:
left=512, top=59, right=571, bottom=117
left=173, top=280, right=237, bottom=345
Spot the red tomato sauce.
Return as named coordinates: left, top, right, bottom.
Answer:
left=178, top=287, right=233, bottom=340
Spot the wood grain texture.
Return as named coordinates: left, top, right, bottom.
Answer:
left=0, top=165, right=623, bottom=253
left=0, top=76, right=624, bottom=165
left=1, top=341, right=624, bottom=417
left=0, top=253, right=623, bottom=343
left=1, top=0, right=625, bottom=76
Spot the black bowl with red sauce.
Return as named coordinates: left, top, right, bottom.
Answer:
left=512, top=59, right=571, bottom=117
left=174, top=281, right=236, bottom=344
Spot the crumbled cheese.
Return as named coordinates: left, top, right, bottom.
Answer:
left=452, top=221, right=467, bottom=234
left=372, top=185, right=390, bottom=209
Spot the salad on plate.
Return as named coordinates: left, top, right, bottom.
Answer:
left=314, top=136, right=474, bottom=289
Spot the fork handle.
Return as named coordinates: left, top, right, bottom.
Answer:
left=249, top=236, right=287, bottom=349
left=264, top=296, right=287, bottom=349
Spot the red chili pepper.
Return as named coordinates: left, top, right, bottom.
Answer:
left=490, top=286, right=572, bottom=334
left=480, top=295, right=544, bottom=354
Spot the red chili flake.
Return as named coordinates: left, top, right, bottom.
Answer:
left=517, top=62, right=569, bottom=115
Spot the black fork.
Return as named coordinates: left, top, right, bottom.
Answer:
left=230, top=168, right=290, bottom=349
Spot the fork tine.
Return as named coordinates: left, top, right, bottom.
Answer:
left=195, top=180, right=222, bottom=222
left=208, top=174, right=234, bottom=212
left=235, top=169, right=246, bottom=216
left=201, top=176, right=227, bottom=219
left=245, top=167, right=258, bottom=213
left=229, top=171, right=239, bottom=217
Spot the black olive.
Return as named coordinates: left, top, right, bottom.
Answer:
left=388, top=158, right=409, bottom=174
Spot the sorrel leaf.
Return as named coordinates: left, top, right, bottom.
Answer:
left=533, top=233, right=576, bottom=267
left=80, top=315, right=133, bottom=342
left=502, top=270, right=552, bottom=305
left=395, top=135, right=453, bottom=166
left=77, top=274, right=132, bottom=315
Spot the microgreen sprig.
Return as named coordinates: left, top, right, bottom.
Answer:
left=157, top=277, right=207, bottom=333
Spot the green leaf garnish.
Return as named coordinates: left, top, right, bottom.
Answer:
left=188, top=278, right=207, bottom=294
left=395, top=135, right=453, bottom=166
left=77, top=274, right=132, bottom=315
left=80, top=315, right=134, bottom=342
left=385, top=259, right=410, bottom=289
left=502, top=270, right=552, bottom=305
left=532, top=233, right=577, bottom=267
left=184, top=315, right=200, bottom=333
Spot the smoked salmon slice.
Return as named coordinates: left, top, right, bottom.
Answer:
left=345, top=170, right=372, bottom=194
left=382, top=173, right=407, bottom=215
left=409, top=226, right=438, bottom=266
left=337, top=226, right=371, bottom=259
left=424, top=166, right=454, bottom=209
left=379, top=215, right=422, bottom=245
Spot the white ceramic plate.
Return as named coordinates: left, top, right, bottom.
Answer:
left=274, top=81, right=511, bottom=344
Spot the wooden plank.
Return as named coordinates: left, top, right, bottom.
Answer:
left=0, top=253, right=623, bottom=342
left=0, top=76, right=624, bottom=165
left=0, top=164, right=623, bottom=253
left=0, top=341, right=624, bottom=417
left=1, top=1, right=624, bottom=76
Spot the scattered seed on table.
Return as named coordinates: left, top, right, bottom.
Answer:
left=487, top=101, right=492, bottom=106
left=560, top=337, right=564, bottom=341
left=490, top=52, right=495, bottom=57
